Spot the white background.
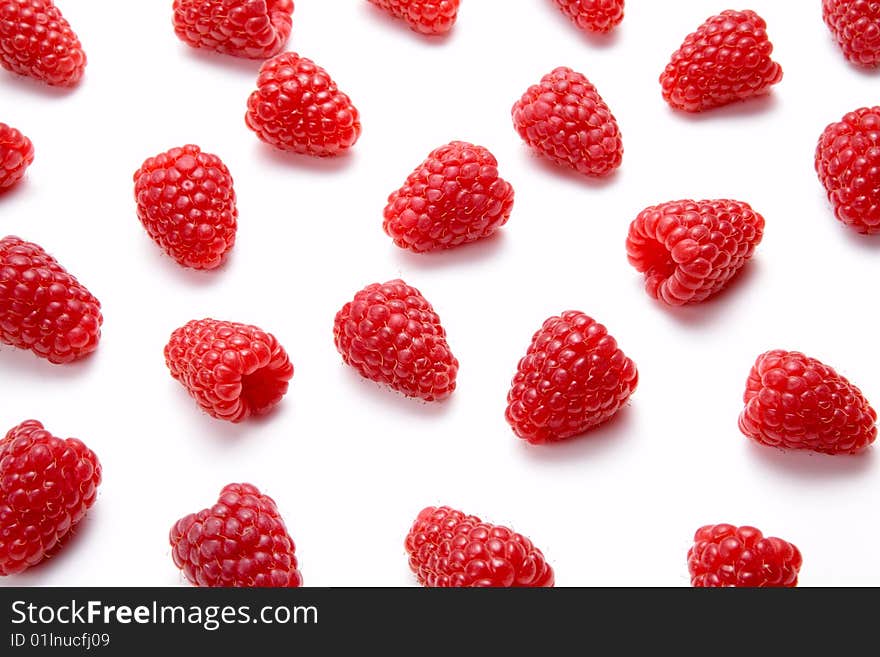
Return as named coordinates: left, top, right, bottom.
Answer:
left=1, top=0, right=878, bottom=587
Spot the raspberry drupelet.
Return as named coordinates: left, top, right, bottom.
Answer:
left=170, top=483, right=303, bottom=587
left=0, top=236, right=102, bottom=363
left=0, top=420, right=101, bottom=576
left=405, top=506, right=554, bottom=587
left=739, top=349, right=877, bottom=455
left=164, top=318, right=294, bottom=422
left=505, top=311, right=638, bottom=444
left=382, top=141, right=515, bottom=253
left=625, top=199, right=765, bottom=306
left=368, top=0, right=460, bottom=35
left=823, top=0, right=880, bottom=67
left=245, top=52, right=361, bottom=156
left=552, top=0, right=624, bottom=34
left=333, top=279, right=458, bottom=401
left=660, top=10, right=783, bottom=112
left=0, top=123, right=34, bottom=190
left=688, top=524, right=802, bottom=587
left=0, top=0, right=86, bottom=86
left=133, top=144, right=238, bottom=270
left=172, top=0, right=294, bottom=59
left=815, top=106, right=880, bottom=234
left=512, top=66, right=622, bottom=177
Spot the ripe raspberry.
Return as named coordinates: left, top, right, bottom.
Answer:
left=170, top=483, right=302, bottom=587
left=505, top=311, right=638, bottom=444
left=172, top=0, right=293, bottom=59
left=245, top=52, right=361, bottom=156
left=823, top=0, right=880, bottom=67
left=512, top=66, right=622, bottom=177
left=625, top=199, right=765, bottom=306
left=0, top=236, right=102, bottom=363
left=739, top=350, right=877, bottom=455
left=382, top=141, right=515, bottom=253
left=133, top=145, right=237, bottom=270
left=815, top=106, right=880, bottom=234
left=552, top=0, right=624, bottom=34
left=405, top=506, right=554, bottom=587
left=0, top=0, right=86, bottom=86
left=368, top=0, right=460, bottom=36
left=660, top=10, right=783, bottom=112
left=0, top=122, right=34, bottom=190
left=0, top=420, right=101, bottom=576
left=164, top=318, right=294, bottom=422
left=688, top=524, right=802, bottom=587
left=333, top=279, right=458, bottom=401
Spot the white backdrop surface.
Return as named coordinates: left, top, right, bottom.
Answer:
left=1, top=1, right=878, bottom=586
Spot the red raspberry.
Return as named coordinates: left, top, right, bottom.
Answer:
left=382, top=141, right=515, bottom=253
left=0, top=123, right=34, bottom=190
left=0, top=236, right=102, bottom=363
left=170, top=483, right=302, bottom=587
left=404, top=506, right=554, bottom=587
left=823, top=0, right=880, bottom=67
left=133, top=145, right=237, bottom=270
left=368, top=0, right=459, bottom=36
left=625, top=199, right=765, bottom=306
left=245, top=52, right=361, bottom=156
left=739, top=350, right=877, bottom=455
left=505, top=311, right=638, bottom=444
left=0, top=0, right=86, bottom=86
left=688, top=524, right=802, bottom=587
left=0, top=420, right=101, bottom=576
left=660, top=10, right=783, bottom=112
left=512, top=66, right=622, bottom=177
left=333, top=279, right=458, bottom=401
left=172, top=0, right=293, bottom=59
left=815, top=106, right=880, bottom=234
left=164, top=318, right=294, bottom=422
left=552, top=0, right=624, bottom=34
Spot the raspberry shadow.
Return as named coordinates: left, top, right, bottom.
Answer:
left=0, top=72, right=80, bottom=98
left=391, top=231, right=508, bottom=271
left=745, top=440, right=875, bottom=479
left=642, top=259, right=763, bottom=329
left=665, top=93, right=780, bottom=123
left=335, top=365, right=456, bottom=419
left=516, top=405, right=636, bottom=464
left=253, top=143, right=358, bottom=173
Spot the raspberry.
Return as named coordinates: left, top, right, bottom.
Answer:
left=823, top=0, right=880, bottom=67
left=625, top=199, right=765, bottom=306
left=688, top=524, right=802, bottom=587
left=0, top=122, right=34, bottom=190
left=0, top=0, right=86, bottom=86
left=170, top=483, right=302, bottom=587
left=404, top=506, right=554, bottom=587
left=505, top=311, right=638, bottom=444
left=172, top=0, right=293, bottom=59
left=0, top=420, right=101, bottom=576
left=660, top=10, right=783, bottom=112
left=382, top=141, right=515, bottom=253
left=551, top=0, right=624, bottom=34
left=368, top=0, right=459, bottom=36
left=133, top=145, right=237, bottom=270
left=0, top=236, right=102, bottom=364
left=739, top=350, right=877, bottom=455
left=815, top=106, right=880, bottom=234
left=512, top=66, right=622, bottom=177
left=164, top=318, right=294, bottom=422
left=333, top=279, right=458, bottom=401
left=245, top=52, right=361, bottom=156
